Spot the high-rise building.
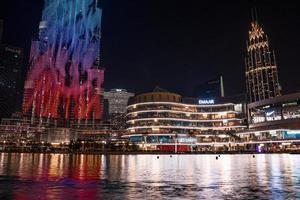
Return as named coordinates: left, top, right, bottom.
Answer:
left=103, top=89, right=134, bottom=132
left=0, top=19, right=3, bottom=44
left=0, top=20, right=23, bottom=120
left=104, top=89, right=134, bottom=115
left=245, top=13, right=281, bottom=103
left=22, top=0, right=104, bottom=126
left=194, top=76, right=224, bottom=99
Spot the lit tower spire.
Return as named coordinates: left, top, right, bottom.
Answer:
left=245, top=9, right=281, bottom=103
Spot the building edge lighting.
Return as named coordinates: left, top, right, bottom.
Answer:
left=126, top=109, right=238, bottom=116
left=126, top=125, right=247, bottom=131
left=126, top=117, right=242, bottom=123
left=127, top=101, right=235, bottom=109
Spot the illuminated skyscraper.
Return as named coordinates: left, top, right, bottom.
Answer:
left=104, top=89, right=134, bottom=115
left=23, top=0, right=104, bottom=125
left=103, top=89, right=134, bottom=130
left=245, top=12, right=281, bottom=103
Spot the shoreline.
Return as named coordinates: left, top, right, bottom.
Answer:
left=0, top=150, right=299, bottom=155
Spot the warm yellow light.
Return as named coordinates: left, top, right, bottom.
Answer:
left=282, top=142, right=291, bottom=145
left=152, top=127, right=160, bottom=131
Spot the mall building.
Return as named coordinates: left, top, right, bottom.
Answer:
left=236, top=92, right=300, bottom=152
left=124, top=87, right=247, bottom=152
left=237, top=17, right=300, bottom=152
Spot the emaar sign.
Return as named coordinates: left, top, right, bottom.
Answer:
left=198, top=99, right=215, bottom=104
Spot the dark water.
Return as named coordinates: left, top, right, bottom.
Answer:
left=0, top=153, right=299, bottom=199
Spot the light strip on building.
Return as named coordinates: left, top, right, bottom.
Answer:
left=127, top=117, right=242, bottom=123
left=235, top=129, right=287, bottom=135
left=121, top=133, right=186, bottom=137
left=120, top=139, right=300, bottom=146
left=126, top=109, right=238, bottom=116
left=127, top=125, right=246, bottom=131
left=127, top=101, right=235, bottom=109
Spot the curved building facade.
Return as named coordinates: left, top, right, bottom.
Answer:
left=134, top=90, right=182, bottom=104
left=124, top=88, right=246, bottom=151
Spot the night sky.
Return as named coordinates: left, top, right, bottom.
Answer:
left=1, top=0, right=300, bottom=97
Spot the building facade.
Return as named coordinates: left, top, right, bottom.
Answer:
left=0, top=0, right=110, bottom=145
left=0, top=19, right=3, bottom=43
left=103, top=89, right=134, bottom=115
left=0, top=117, right=114, bottom=145
left=103, top=89, right=134, bottom=133
left=22, top=0, right=104, bottom=126
left=240, top=14, right=300, bottom=152
left=248, top=92, right=300, bottom=130
left=125, top=89, right=246, bottom=151
left=235, top=92, right=300, bottom=152
left=0, top=20, right=23, bottom=120
left=194, top=76, right=225, bottom=99
left=0, top=44, right=23, bottom=119
left=245, top=18, right=281, bottom=102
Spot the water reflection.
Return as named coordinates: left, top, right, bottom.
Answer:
left=0, top=153, right=299, bottom=199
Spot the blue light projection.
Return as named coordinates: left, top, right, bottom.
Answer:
left=23, top=0, right=104, bottom=121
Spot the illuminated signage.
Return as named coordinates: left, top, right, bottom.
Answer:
left=266, top=110, right=275, bottom=117
left=234, top=104, right=242, bottom=112
left=286, top=130, right=300, bottom=135
left=198, top=99, right=215, bottom=104
left=177, top=137, right=197, bottom=143
left=5, top=47, right=21, bottom=54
